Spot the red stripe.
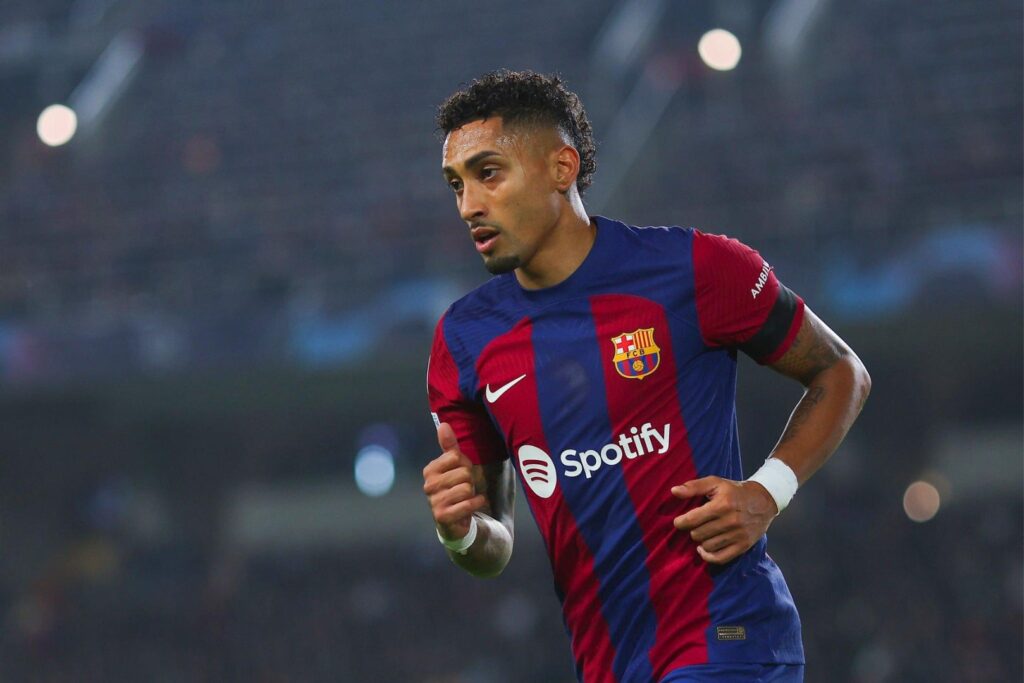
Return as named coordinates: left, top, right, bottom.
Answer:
left=474, top=319, right=619, bottom=682
left=427, top=314, right=507, bottom=466
left=692, top=230, right=780, bottom=348
left=591, top=294, right=713, bottom=677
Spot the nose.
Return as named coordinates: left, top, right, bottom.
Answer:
left=458, top=184, right=486, bottom=223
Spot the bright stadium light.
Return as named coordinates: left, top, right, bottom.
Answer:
left=37, top=104, right=78, bottom=146
left=354, top=444, right=395, bottom=497
left=903, top=481, right=941, bottom=522
left=698, top=29, right=742, bottom=71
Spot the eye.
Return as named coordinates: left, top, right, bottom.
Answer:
left=448, top=178, right=463, bottom=193
left=480, top=167, right=498, bottom=181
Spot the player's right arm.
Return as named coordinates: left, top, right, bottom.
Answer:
left=425, top=314, right=515, bottom=578
left=423, top=423, right=514, bottom=577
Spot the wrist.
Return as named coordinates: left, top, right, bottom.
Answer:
left=436, top=515, right=479, bottom=554
left=746, top=458, right=799, bottom=514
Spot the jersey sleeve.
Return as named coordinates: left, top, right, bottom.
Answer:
left=691, top=230, right=805, bottom=365
left=427, top=315, right=509, bottom=465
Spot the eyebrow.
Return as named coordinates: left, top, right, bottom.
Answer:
left=442, top=149, right=502, bottom=176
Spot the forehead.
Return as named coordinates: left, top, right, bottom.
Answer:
left=442, top=117, right=518, bottom=170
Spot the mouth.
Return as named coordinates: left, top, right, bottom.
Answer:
left=471, top=226, right=500, bottom=254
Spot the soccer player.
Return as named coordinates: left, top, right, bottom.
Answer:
left=423, top=71, right=870, bottom=683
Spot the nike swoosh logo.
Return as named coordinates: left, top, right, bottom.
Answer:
left=485, top=374, right=527, bottom=403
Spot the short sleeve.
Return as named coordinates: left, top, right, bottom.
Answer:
left=691, top=230, right=805, bottom=364
left=427, top=315, right=509, bottom=465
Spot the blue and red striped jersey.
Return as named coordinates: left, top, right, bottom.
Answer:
left=427, top=216, right=806, bottom=683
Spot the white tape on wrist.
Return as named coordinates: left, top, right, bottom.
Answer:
left=747, top=458, right=799, bottom=514
left=436, top=515, right=478, bottom=555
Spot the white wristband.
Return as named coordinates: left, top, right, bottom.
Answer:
left=747, top=458, right=799, bottom=514
left=436, top=515, right=478, bottom=555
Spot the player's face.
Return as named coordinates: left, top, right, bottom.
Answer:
left=442, top=117, right=563, bottom=275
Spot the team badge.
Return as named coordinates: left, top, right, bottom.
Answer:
left=611, top=328, right=661, bottom=380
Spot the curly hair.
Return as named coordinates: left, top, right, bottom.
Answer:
left=436, top=70, right=597, bottom=194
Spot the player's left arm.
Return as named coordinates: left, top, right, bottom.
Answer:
left=673, top=306, right=871, bottom=564
left=761, top=306, right=871, bottom=483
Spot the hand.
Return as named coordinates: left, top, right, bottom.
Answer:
left=423, top=423, right=487, bottom=541
left=671, top=476, right=778, bottom=564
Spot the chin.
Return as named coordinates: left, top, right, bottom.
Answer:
left=484, top=254, right=521, bottom=275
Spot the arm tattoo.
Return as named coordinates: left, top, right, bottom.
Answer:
left=803, top=335, right=846, bottom=378
left=778, top=385, right=826, bottom=446
left=775, top=314, right=849, bottom=385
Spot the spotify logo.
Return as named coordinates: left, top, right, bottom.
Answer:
left=517, top=445, right=557, bottom=499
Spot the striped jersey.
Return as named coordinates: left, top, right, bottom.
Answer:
left=427, top=216, right=806, bottom=683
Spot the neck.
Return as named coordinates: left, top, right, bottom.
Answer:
left=515, top=194, right=595, bottom=290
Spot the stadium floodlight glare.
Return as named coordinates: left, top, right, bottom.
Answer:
left=698, top=28, right=742, bottom=71
left=354, top=445, right=395, bottom=497
left=902, top=481, right=941, bottom=523
left=37, top=104, right=78, bottom=147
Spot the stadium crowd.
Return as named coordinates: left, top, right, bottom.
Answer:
left=0, top=0, right=1018, bottom=381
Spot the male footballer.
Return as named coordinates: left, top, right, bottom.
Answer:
left=423, top=70, right=870, bottom=683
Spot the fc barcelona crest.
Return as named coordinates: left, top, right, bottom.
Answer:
left=611, top=328, right=661, bottom=380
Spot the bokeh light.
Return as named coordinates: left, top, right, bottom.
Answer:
left=698, top=28, right=742, bottom=71
left=354, top=444, right=395, bottom=497
left=903, top=480, right=941, bottom=522
left=36, top=104, right=78, bottom=147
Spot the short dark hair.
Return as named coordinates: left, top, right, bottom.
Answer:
left=436, top=70, right=597, bottom=194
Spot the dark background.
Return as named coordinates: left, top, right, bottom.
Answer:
left=0, top=0, right=1020, bottom=681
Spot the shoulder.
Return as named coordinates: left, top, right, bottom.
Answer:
left=595, top=216, right=697, bottom=268
left=689, top=229, right=776, bottom=292
left=596, top=217, right=775, bottom=284
left=690, top=229, right=761, bottom=260
left=434, top=274, right=523, bottom=360
left=442, top=275, right=516, bottom=330
left=598, top=215, right=695, bottom=246
left=598, top=216, right=759, bottom=256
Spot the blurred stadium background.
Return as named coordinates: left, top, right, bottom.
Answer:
left=0, top=0, right=1021, bottom=681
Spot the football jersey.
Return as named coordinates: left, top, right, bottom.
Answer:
left=427, top=216, right=806, bottom=683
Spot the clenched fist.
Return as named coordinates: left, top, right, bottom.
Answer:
left=423, top=423, right=488, bottom=541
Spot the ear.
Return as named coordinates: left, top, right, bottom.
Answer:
left=551, top=144, right=581, bottom=193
